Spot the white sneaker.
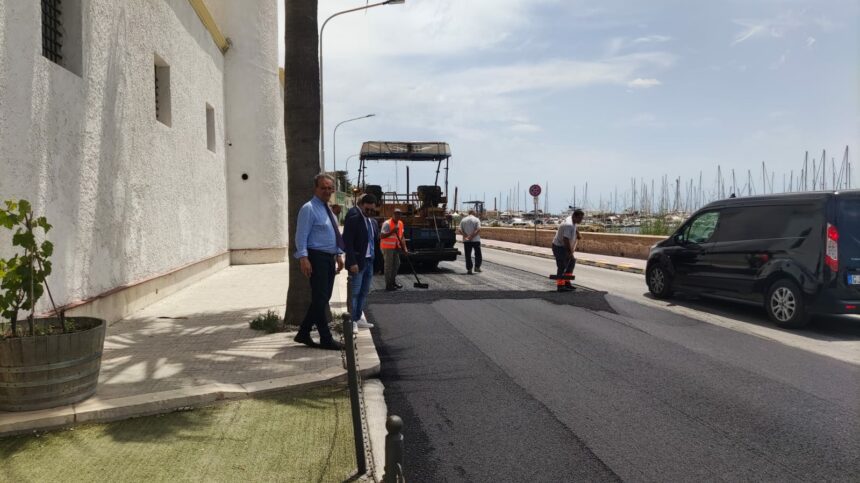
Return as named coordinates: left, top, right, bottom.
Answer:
left=352, top=322, right=358, bottom=334
left=357, top=320, right=374, bottom=329
left=359, top=314, right=369, bottom=323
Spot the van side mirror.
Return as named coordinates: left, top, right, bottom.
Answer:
left=673, top=233, right=686, bottom=245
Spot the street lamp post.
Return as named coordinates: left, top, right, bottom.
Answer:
left=344, top=154, right=359, bottom=176
left=344, top=154, right=360, bottom=189
left=319, top=0, right=405, bottom=172
left=333, top=114, right=375, bottom=191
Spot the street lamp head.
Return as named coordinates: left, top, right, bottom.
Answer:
left=365, top=114, right=376, bottom=118
left=384, top=0, right=405, bottom=4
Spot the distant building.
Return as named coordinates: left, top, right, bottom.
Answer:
left=0, top=0, right=286, bottom=321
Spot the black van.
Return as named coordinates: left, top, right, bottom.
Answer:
left=645, top=191, right=860, bottom=328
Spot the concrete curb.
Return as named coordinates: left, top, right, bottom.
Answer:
left=363, top=378, right=388, bottom=481
left=0, top=332, right=381, bottom=437
left=480, top=242, right=645, bottom=275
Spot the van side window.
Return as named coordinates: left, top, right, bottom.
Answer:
left=713, top=205, right=820, bottom=242
left=682, top=211, right=719, bottom=244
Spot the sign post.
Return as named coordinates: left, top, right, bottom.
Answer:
left=529, top=184, right=542, bottom=245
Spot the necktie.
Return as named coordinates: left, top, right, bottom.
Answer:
left=366, top=217, right=374, bottom=258
left=326, top=207, right=346, bottom=251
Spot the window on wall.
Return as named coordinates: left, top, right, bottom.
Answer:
left=154, top=54, right=171, bottom=126
left=41, top=0, right=83, bottom=76
left=206, top=104, right=216, bottom=152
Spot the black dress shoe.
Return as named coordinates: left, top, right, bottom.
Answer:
left=557, top=285, right=575, bottom=292
left=293, top=334, right=317, bottom=347
left=319, top=340, right=343, bottom=351
left=385, top=286, right=397, bottom=292
left=395, top=283, right=403, bottom=289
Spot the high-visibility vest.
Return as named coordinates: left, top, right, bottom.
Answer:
left=380, top=219, right=404, bottom=250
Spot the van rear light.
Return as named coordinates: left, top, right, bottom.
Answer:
left=825, top=223, right=839, bottom=272
left=846, top=305, right=857, bottom=310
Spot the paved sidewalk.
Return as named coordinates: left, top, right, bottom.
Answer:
left=0, top=263, right=379, bottom=436
left=471, top=237, right=647, bottom=274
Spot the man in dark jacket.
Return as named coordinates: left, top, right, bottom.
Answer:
left=342, top=193, right=378, bottom=334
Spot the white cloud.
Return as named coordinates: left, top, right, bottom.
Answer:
left=731, top=10, right=809, bottom=46
left=732, top=21, right=769, bottom=45
left=606, top=34, right=671, bottom=55
left=806, top=36, right=816, bottom=47
left=318, top=0, right=564, bottom=61
left=627, top=78, right=662, bottom=88
left=320, top=48, right=675, bottom=154
left=633, top=35, right=671, bottom=44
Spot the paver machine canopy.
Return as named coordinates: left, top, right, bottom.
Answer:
left=357, top=141, right=459, bottom=266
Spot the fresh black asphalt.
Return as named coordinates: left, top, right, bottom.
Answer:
left=367, top=260, right=860, bottom=482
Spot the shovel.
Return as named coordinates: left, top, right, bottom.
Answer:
left=404, top=252, right=429, bottom=289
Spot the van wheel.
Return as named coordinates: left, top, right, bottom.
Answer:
left=765, top=279, right=809, bottom=328
left=647, top=264, right=673, bottom=299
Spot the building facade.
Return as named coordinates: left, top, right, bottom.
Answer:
left=0, top=0, right=286, bottom=321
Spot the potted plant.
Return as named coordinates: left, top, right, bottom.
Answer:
left=0, top=200, right=106, bottom=411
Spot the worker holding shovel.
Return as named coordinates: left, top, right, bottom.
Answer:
left=380, top=209, right=408, bottom=291
left=551, top=209, right=584, bottom=292
left=381, top=208, right=429, bottom=290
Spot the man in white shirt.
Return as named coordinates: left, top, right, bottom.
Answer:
left=459, top=210, right=482, bottom=274
left=551, top=209, right=584, bottom=292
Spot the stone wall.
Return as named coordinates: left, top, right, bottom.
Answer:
left=479, top=227, right=666, bottom=260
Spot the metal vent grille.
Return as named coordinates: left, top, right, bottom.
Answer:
left=41, top=0, right=63, bottom=64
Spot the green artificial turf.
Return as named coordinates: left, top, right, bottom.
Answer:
left=0, top=386, right=357, bottom=482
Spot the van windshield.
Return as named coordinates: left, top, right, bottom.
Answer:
left=837, top=199, right=860, bottom=267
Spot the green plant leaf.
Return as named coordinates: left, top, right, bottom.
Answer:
left=41, top=240, right=54, bottom=257
left=17, top=199, right=31, bottom=215
left=12, top=262, right=28, bottom=278
left=12, top=231, right=36, bottom=250
left=36, top=217, right=52, bottom=232
left=0, top=211, right=12, bottom=229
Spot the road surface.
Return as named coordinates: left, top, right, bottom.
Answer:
left=367, top=250, right=860, bottom=482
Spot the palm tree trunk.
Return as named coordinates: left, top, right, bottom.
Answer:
left=283, top=0, right=320, bottom=326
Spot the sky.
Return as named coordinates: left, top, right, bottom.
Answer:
left=278, top=0, right=860, bottom=213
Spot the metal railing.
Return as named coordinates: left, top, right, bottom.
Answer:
left=342, top=319, right=368, bottom=475
left=342, top=318, right=406, bottom=482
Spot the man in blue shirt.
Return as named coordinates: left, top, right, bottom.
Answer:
left=294, top=174, right=345, bottom=350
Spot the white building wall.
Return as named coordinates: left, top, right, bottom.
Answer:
left=207, top=0, right=288, bottom=260
left=0, top=0, right=231, bottom=309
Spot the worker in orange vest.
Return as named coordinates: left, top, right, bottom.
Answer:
left=380, top=208, right=408, bottom=291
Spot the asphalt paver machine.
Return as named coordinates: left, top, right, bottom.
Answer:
left=357, top=141, right=460, bottom=268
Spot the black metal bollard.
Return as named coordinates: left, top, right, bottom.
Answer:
left=343, top=318, right=367, bottom=475
left=383, top=415, right=405, bottom=483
